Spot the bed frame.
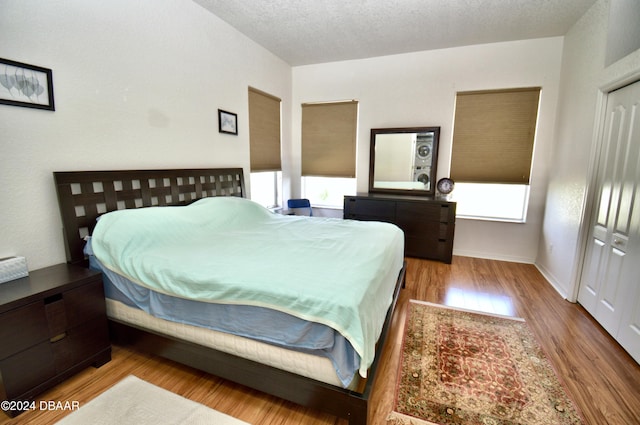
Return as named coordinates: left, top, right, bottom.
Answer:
left=53, top=168, right=405, bottom=425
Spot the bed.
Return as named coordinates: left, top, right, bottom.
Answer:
left=53, top=168, right=406, bottom=425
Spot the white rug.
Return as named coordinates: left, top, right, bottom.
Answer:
left=56, top=375, right=250, bottom=425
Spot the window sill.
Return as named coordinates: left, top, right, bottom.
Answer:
left=456, top=214, right=526, bottom=224
left=310, top=204, right=343, bottom=210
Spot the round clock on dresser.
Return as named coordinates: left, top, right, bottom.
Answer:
left=437, top=177, right=455, bottom=195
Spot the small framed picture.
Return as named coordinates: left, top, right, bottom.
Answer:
left=218, top=109, right=238, bottom=135
left=0, top=58, right=55, bottom=111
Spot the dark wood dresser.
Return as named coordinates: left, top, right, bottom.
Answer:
left=344, top=194, right=456, bottom=263
left=0, top=263, right=111, bottom=417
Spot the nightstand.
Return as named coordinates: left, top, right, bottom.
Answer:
left=0, top=263, right=111, bottom=417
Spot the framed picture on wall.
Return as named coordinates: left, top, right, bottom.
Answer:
left=0, top=58, right=55, bottom=111
left=218, top=109, right=238, bottom=135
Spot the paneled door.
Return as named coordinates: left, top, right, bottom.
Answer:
left=578, top=79, right=640, bottom=363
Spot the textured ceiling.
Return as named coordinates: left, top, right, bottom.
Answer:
left=193, top=0, right=597, bottom=66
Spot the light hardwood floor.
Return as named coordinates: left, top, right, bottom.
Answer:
left=2, top=256, right=639, bottom=424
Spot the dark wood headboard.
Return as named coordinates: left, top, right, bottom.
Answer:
left=54, top=168, right=245, bottom=265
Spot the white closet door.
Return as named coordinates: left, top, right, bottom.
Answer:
left=578, top=79, right=640, bottom=363
left=615, top=81, right=640, bottom=364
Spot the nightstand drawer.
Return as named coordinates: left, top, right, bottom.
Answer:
left=0, top=341, right=56, bottom=398
left=63, top=279, right=107, bottom=328
left=51, top=316, right=110, bottom=373
left=44, top=278, right=106, bottom=338
left=0, top=302, right=48, bottom=359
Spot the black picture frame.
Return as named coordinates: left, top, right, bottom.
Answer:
left=218, top=109, right=238, bottom=135
left=0, top=58, right=55, bottom=111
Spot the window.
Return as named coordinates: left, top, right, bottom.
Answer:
left=248, top=87, right=281, bottom=207
left=450, top=87, right=540, bottom=222
left=301, top=100, right=358, bottom=207
left=451, top=183, right=530, bottom=222
left=250, top=171, right=282, bottom=209
left=302, top=176, right=357, bottom=208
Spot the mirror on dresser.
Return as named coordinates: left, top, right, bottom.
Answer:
left=369, top=127, right=440, bottom=196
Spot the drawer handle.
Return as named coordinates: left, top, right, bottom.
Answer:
left=50, top=332, right=67, bottom=343
left=44, top=293, right=63, bottom=304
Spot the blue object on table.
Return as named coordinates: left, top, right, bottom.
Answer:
left=287, top=198, right=312, bottom=216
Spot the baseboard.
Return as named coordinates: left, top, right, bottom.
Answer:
left=452, top=250, right=534, bottom=264
left=453, top=250, right=573, bottom=301
left=534, top=262, right=571, bottom=300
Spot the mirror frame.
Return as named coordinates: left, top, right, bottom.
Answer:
left=369, top=126, right=440, bottom=197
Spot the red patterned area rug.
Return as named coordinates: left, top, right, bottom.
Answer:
left=387, top=300, right=584, bottom=425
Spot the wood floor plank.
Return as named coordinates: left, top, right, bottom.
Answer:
left=2, top=256, right=639, bottom=424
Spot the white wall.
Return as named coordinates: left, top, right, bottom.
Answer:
left=0, top=0, right=292, bottom=270
left=291, top=38, right=564, bottom=263
left=537, top=0, right=640, bottom=299
left=7, top=0, right=635, bottom=286
left=605, top=0, right=640, bottom=66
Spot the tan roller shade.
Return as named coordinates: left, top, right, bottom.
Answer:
left=450, top=87, right=540, bottom=184
left=248, top=87, right=281, bottom=172
left=301, top=100, right=358, bottom=177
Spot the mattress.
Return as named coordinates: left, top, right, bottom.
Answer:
left=106, top=298, right=354, bottom=388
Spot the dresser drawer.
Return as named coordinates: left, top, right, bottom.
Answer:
left=396, top=212, right=450, bottom=238
left=439, top=204, right=454, bottom=222
left=344, top=197, right=396, bottom=221
left=0, top=302, right=48, bottom=359
left=396, top=201, right=442, bottom=223
left=405, top=236, right=450, bottom=260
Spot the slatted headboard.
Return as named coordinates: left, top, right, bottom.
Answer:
left=54, top=168, right=245, bottom=265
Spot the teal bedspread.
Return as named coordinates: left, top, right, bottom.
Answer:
left=91, top=197, right=404, bottom=377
